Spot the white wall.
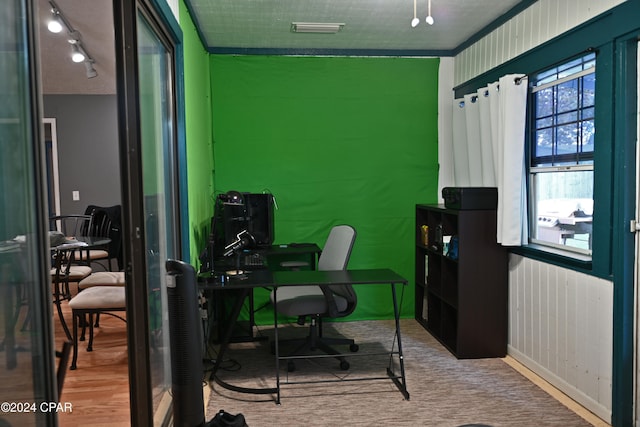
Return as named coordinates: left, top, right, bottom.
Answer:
left=453, top=0, right=627, bottom=86
left=449, top=1, right=630, bottom=422
left=509, top=255, right=613, bottom=421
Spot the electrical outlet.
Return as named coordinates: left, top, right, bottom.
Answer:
left=72, top=191, right=80, bottom=201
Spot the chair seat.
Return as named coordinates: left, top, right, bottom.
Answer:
left=69, top=286, right=126, bottom=370
left=69, top=286, right=126, bottom=310
left=272, top=285, right=348, bottom=317
left=51, top=265, right=92, bottom=281
left=78, top=271, right=126, bottom=290
left=75, top=249, right=109, bottom=261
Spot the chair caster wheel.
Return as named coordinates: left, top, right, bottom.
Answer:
left=340, top=360, right=350, bottom=370
left=287, top=361, right=296, bottom=372
left=350, top=343, right=359, bottom=352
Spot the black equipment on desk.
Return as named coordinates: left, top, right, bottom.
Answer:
left=199, top=192, right=274, bottom=273
left=166, top=259, right=205, bottom=427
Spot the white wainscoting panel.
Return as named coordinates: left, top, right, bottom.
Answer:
left=508, top=254, right=613, bottom=422
left=454, top=0, right=627, bottom=86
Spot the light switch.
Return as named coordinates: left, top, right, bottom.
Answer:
left=72, top=191, right=80, bottom=201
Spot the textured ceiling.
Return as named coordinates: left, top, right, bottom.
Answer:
left=38, top=0, right=527, bottom=95
left=38, top=0, right=116, bottom=95
left=186, top=0, right=524, bottom=53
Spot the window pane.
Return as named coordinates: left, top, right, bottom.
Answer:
left=557, top=123, right=578, bottom=155
left=556, top=80, right=578, bottom=113
left=536, top=88, right=554, bottom=116
left=582, top=74, right=595, bottom=106
left=531, top=170, right=593, bottom=252
left=557, top=111, right=577, bottom=125
left=581, top=120, right=595, bottom=154
left=534, top=128, right=553, bottom=159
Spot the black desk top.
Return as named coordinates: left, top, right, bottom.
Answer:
left=198, top=268, right=407, bottom=290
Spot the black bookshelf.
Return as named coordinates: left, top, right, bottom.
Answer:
left=415, top=204, right=508, bottom=358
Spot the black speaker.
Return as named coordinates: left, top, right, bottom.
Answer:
left=166, top=259, right=205, bottom=427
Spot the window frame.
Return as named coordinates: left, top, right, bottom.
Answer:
left=526, top=54, right=597, bottom=259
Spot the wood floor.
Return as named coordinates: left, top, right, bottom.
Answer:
left=53, top=297, right=131, bottom=426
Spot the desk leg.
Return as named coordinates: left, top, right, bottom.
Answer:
left=273, top=286, right=281, bottom=404
left=210, top=288, right=278, bottom=398
left=387, top=282, right=409, bottom=400
left=211, top=288, right=248, bottom=377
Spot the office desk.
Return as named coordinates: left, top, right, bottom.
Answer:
left=198, top=268, right=410, bottom=404
left=206, top=243, right=321, bottom=343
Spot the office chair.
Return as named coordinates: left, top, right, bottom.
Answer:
left=270, top=224, right=358, bottom=371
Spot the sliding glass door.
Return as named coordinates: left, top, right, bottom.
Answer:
left=0, top=0, right=57, bottom=425
left=114, top=0, right=182, bottom=424
left=137, top=9, right=180, bottom=421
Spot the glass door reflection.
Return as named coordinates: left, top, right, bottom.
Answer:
left=137, top=10, right=179, bottom=417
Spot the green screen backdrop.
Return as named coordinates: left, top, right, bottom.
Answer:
left=210, top=55, right=439, bottom=322
left=180, top=1, right=215, bottom=265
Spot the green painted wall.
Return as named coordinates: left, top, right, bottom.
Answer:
left=180, top=1, right=215, bottom=266
left=210, top=55, right=440, bottom=320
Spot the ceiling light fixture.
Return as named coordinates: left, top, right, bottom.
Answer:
left=70, top=41, right=85, bottom=63
left=84, top=60, right=98, bottom=79
left=291, top=22, right=345, bottom=34
left=426, top=0, right=435, bottom=25
left=47, top=9, right=63, bottom=33
left=411, top=0, right=420, bottom=28
left=46, top=0, right=98, bottom=79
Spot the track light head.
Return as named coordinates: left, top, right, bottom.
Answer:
left=84, top=61, right=98, bottom=79
left=70, top=42, right=85, bottom=63
left=47, top=9, right=63, bottom=33
left=426, top=0, right=434, bottom=25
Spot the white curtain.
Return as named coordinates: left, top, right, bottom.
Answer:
left=450, top=74, right=528, bottom=246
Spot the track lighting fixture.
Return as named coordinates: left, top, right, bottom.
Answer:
left=426, top=0, right=434, bottom=25
left=47, top=9, right=63, bottom=33
left=46, top=0, right=98, bottom=79
left=410, top=0, right=435, bottom=28
left=84, top=60, right=97, bottom=79
left=411, top=0, right=419, bottom=28
left=70, top=42, right=85, bottom=63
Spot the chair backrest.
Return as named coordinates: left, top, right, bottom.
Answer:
left=317, top=225, right=356, bottom=271
left=49, top=215, right=91, bottom=237
left=317, top=225, right=357, bottom=318
left=84, top=205, right=124, bottom=269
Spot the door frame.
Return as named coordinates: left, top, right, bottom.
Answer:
left=43, top=118, right=60, bottom=218
left=113, top=0, right=188, bottom=424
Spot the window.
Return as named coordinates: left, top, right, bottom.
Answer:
left=528, top=54, right=595, bottom=256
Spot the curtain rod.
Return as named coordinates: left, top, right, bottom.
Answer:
left=458, top=75, right=528, bottom=107
left=453, top=46, right=597, bottom=97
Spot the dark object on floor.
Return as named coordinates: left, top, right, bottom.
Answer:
left=207, top=410, right=248, bottom=427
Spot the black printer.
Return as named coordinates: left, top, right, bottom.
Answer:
left=442, top=187, right=498, bottom=210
